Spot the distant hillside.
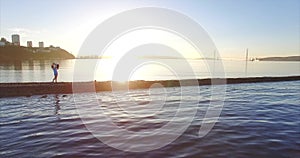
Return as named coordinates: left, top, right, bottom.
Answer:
left=258, top=56, right=300, bottom=61
left=0, top=45, right=75, bottom=61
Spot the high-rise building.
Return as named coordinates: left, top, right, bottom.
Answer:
left=39, top=42, right=44, bottom=48
left=27, top=41, right=32, bottom=47
left=12, top=34, right=20, bottom=46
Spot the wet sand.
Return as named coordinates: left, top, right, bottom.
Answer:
left=0, top=76, right=299, bottom=98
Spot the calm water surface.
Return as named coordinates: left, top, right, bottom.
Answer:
left=0, top=81, right=299, bottom=157
left=0, top=59, right=299, bottom=82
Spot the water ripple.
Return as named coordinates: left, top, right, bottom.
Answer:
left=0, top=81, right=299, bottom=157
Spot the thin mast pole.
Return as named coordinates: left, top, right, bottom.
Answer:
left=245, top=48, right=248, bottom=76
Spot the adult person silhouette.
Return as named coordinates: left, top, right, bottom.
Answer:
left=51, top=63, right=59, bottom=83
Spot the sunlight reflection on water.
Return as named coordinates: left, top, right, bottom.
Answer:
left=0, top=59, right=299, bottom=82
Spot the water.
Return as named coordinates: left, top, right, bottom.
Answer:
left=0, top=59, right=299, bottom=82
left=1, top=81, right=299, bottom=157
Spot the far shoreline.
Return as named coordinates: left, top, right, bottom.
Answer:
left=0, top=76, right=299, bottom=98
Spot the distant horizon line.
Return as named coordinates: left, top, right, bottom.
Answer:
left=75, top=55, right=300, bottom=61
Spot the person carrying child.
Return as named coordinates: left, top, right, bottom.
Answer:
left=51, top=63, right=59, bottom=83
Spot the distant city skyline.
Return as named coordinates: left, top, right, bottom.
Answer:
left=0, top=0, right=299, bottom=59
left=0, top=33, right=51, bottom=48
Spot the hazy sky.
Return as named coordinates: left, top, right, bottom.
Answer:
left=0, top=0, right=299, bottom=59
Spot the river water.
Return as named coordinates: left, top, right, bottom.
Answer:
left=0, top=59, right=299, bottom=82
left=0, top=81, right=299, bottom=157
left=0, top=58, right=299, bottom=157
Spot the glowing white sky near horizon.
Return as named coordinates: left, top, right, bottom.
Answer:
left=102, top=29, right=200, bottom=59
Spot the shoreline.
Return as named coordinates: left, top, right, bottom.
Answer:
left=0, top=76, right=299, bottom=98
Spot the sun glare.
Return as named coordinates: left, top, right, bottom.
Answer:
left=93, top=28, right=200, bottom=81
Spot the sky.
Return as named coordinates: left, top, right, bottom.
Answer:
left=0, top=0, right=299, bottom=59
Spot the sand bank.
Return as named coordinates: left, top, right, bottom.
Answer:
left=0, top=76, right=299, bottom=98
